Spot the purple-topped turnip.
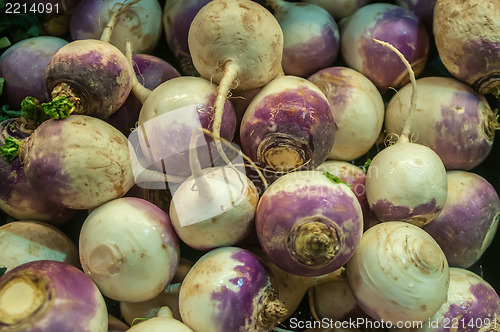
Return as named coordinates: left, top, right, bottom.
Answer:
left=302, top=0, right=369, bottom=20
left=79, top=197, right=179, bottom=302
left=240, top=75, right=337, bottom=172
left=385, top=76, right=497, bottom=170
left=340, top=3, right=429, bottom=91
left=0, top=221, right=79, bottom=271
left=364, top=40, right=448, bottom=226
left=410, top=268, right=500, bottom=332
left=395, top=0, right=436, bottom=31
left=346, top=222, right=450, bottom=324
left=433, top=0, right=500, bottom=96
left=187, top=0, right=284, bottom=165
left=256, top=170, right=363, bottom=277
left=423, top=171, right=500, bottom=269
left=105, top=53, right=180, bottom=136
left=0, top=260, right=108, bottom=331
left=0, top=36, right=68, bottom=108
left=0, top=119, right=75, bottom=224
left=179, top=246, right=287, bottom=332
left=162, top=0, right=211, bottom=75
left=19, top=115, right=135, bottom=210
left=266, top=0, right=340, bottom=77
left=70, top=0, right=162, bottom=54
left=316, top=161, right=379, bottom=231
left=308, top=66, right=385, bottom=161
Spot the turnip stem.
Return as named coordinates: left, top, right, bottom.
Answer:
left=373, top=39, right=417, bottom=142
left=100, top=0, right=142, bottom=43
left=125, top=40, right=152, bottom=104
left=0, top=276, right=46, bottom=325
left=266, top=0, right=288, bottom=12
left=189, top=131, right=212, bottom=200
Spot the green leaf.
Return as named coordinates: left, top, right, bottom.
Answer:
left=42, top=96, right=74, bottom=119
left=0, top=266, right=6, bottom=277
left=0, top=136, right=22, bottom=164
left=131, top=317, right=149, bottom=327
left=21, top=96, right=44, bottom=121
left=0, top=104, right=24, bottom=123
left=0, top=77, right=4, bottom=95
left=323, top=171, right=350, bottom=188
left=0, top=37, right=10, bottom=49
left=362, top=158, right=372, bottom=174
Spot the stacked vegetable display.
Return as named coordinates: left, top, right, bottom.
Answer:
left=0, top=0, right=499, bottom=331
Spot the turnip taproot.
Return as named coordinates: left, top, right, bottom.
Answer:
left=188, top=0, right=284, bottom=164
left=267, top=0, right=340, bottom=77
left=240, top=75, right=336, bottom=172
left=308, top=67, right=384, bottom=161
left=256, top=170, right=363, bottom=277
left=179, top=247, right=287, bottom=332
left=433, top=0, right=500, bottom=96
left=365, top=40, right=448, bottom=226
left=79, top=197, right=179, bottom=302
left=0, top=260, right=108, bottom=331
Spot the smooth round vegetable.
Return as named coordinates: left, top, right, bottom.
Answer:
left=79, top=197, right=180, bottom=302
left=240, top=75, right=336, bottom=172
left=385, top=76, right=497, bottom=170
left=0, top=220, right=79, bottom=271
left=0, top=260, right=108, bottom=331
left=433, top=0, right=500, bottom=96
left=0, top=36, right=68, bottom=108
left=19, top=115, right=135, bottom=210
left=340, top=3, right=430, bottom=90
left=308, top=66, right=385, bottom=161
left=423, top=171, right=500, bottom=268
left=395, top=0, right=436, bottom=30
left=346, top=222, right=450, bottom=324
left=126, top=306, right=193, bottom=332
left=256, top=170, right=363, bottom=277
left=179, top=246, right=287, bottom=332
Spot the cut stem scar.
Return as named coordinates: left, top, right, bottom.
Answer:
left=372, top=38, right=417, bottom=142
left=125, top=40, right=152, bottom=104
left=100, top=0, right=142, bottom=43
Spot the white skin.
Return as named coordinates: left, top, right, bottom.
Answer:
left=126, top=307, right=193, bottom=332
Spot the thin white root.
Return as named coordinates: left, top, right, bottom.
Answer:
left=100, top=0, right=142, bottom=43
left=372, top=38, right=417, bottom=142
left=189, top=130, right=212, bottom=200
left=308, top=288, right=321, bottom=322
left=125, top=40, right=152, bottom=104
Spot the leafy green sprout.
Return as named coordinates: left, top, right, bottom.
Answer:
left=131, top=317, right=149, bottom=327
left=0, top=136, right=22, bottom=163
left=323, top=171, right=350, bottom=189
left=362, top=158, right=372, bottom=174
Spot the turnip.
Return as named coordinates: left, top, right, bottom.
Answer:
left=162, top=0, right=211, bottom=75
left=385, top=76, right=497, bottom=170
left=0, top=260, right=108, bottom=331
left=308, top=67, right=385, bottom=161
left=395, top=0, right=436, bottom=31
left=240, top=75, right=337, bottom=172
left=0, top=36, right=67, bottom=108
left=433, top=0, right=500, bottom=96
left=340, top=3, right=430, bottom=91
left=0, top=119, right=75, bottom=224
left=405, top=268, right=500, bottom=332
left=266, top=0, right=340, bottom=77
left=79, top=197, right=179, bottom=302
left=19, top=0, right=80, bottom=37
left=301, top=0, right=369, bottom=20
left=19, top=115, right=135, bottom=210
left=422, top=171, right=500, bottom=269
left=346, top=222, right=450, bottom=324
left=70, top=0, right=162, bottom=54
left=179, top=246, right=287, bottom=332
left=316, top=161, right=379, bottom=231
left=256, top=170, right=363, bottom=277
left=0, top=220, right=79, bottom=271
left=44, top=0, right=140, bottom=119
left=187, top=0, right=284, bottom=164
left=364, top=40, right=448, bottom=226
left=126, top=306, right=193, bottom=331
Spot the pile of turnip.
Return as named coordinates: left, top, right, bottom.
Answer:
left=0, top=0, right=499, bottom=331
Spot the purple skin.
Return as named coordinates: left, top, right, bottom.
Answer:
left=0, top=36, right=68, bottom=108
left=423, top=171, right=500, bottom=268
left=45, top=40, right=132, bottom=119
left=461, top=39, right=500, bottom=94
left=395, top=0, right=436, bottom=30
left=163, top=0, right=211, bottom=75
left=434, top=91, right=493, bottom=170
left=276, top=3, right=340, bottom=77
left=240, top=86, right=336, bottom=172
left=256, top=182, right=363, bottom=277
left=0, top=260, right=107, bottom=331
left=0, top=119, right=75, bottom=225
left=105, top=54, right=180, bottom=136
left=370, top=198, right=441, bottom=225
